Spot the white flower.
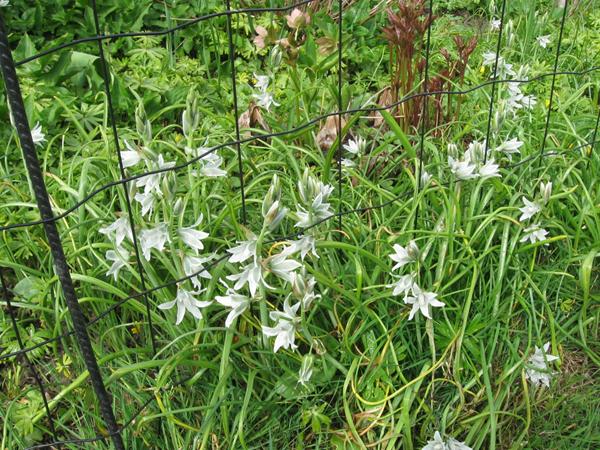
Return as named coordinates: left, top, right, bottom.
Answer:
left=479, top=159, right=501, bottom=178
left=465, top=140, right=485, bottom=164
left=341, top=158, right=355, bottom=168
left=196, top=152, right=227, bottom=177
left=99, top=216, right=133, bottom=247
left=404, top=285, right=444, bottom=320
left=227, top=235, right=258, bottom=263
left=422, top=431, right=446, bottom=450
left=226, top=260, right=265, bottom=297
left=120, top=140, right=143, bottom=168
left=139, top=223, right=169, bottom=261
left=253, top=90, right=279, bottom=112
left=283, top=235, right=318, bottom=260
left=105, top=246, right=129, bottom=281
left=291, top=271, right=321, bottom=309
left=134, top=191, right=155, bottom=217
left=254, top=73, right=270, bottom=92
left=495, top=138, right=523, bottom=160
left=540, top=181, right=552, bottom=204
left=183, top=254, right=213, bottom=290
left=482, top=52, right=515, bottom=78
left=295, top=173, right=334, bottom=228
left=263, top=199, right=288, bottom=230
left=420, top=170, right=432, bottom=186
left=262, top=297, right=301, bottom=353
left=482, top=51, right=497, bottom=67
left=343, top=137, right=365, bottom=155
left=178, top=215, right=209, bottom=253
left=298, top=355, right=314, bottom=387
left=389, top=241, right=419, bottom=271
left=448, top=156, right=478, bottom=180
left=447, top=437, right=472, bottom=450
left=0, top=1, right=10, bottom=7
left=536, top=35, right=551, bottom=48
left=519, top=197, right=541, bottom=222
left=525, top=342, right=559, bottom=387
left=520, top=224, right=549, bottom=244
left=215, top=289, right=251, bottom=328
left=31, top=122, right=46, bottom=146
left=520, top=94, right=537, bottom=109
left=135, top=154, right=175, bottom=195
left=389, top=274, right=416, bottom=297
left=265, top=253, right=301, bottom=283
left=490, top=18, right=501, bottom=30
left=295, top=191, right=334, bottom=228
left=158, top=287, right=211, bottom=325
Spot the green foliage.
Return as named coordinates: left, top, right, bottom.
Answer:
left=1, top=1, right=599, bottom=449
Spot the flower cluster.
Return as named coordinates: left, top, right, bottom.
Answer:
left=388, top=241, right=444, bottom=320
left=481, top=52, right=536, bottom=135
left=447, top=141, right=500, bottom=181
left=518, top=181, right=552, bottom=244
left=295, top=169, right=335, bottom=228
left=216, top=173, right=322, bottom=365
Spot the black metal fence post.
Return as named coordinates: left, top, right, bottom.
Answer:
left=0, top=12, right=125, bottom=450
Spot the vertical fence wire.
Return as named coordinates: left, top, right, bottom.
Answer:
left=90, top=0, right=158, bottom=357
left=337, top=0, right=343, bottom=233
left=483, top=0, right=507, bottom=164
left=0, top=268, right=58, bottom=441
left=539, top=0, right=569, bottom=163
left=0, top=12, right=125, bottom=450
left=413, top=0, right=434, bottom=232
left=226, top=0, right=247, bottom=224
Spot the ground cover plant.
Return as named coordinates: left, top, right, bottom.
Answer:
left=1, top=0, right=599, bottom=448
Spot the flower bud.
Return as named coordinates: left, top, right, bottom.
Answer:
left=297, top=354, right=314, bottom=387
left=173, top=198, right=183, bottom=216
left=269, top=45, right=283, bottom=69
left=182, top=89, right=200, bottom=138
left=540, top=181, right=552, bottom=204
left=447, top=143, right=460, bottom=159
left=406, top=240, right=420, bottom=262
left=135, top=102, right=152, bottom=144
left=262, top=174, right=281, bottom=216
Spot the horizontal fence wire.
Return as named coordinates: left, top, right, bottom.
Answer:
left=1, top=0, right=598, bottom=447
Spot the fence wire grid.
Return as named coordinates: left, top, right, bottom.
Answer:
left=0, top=0, right=598, bottom=448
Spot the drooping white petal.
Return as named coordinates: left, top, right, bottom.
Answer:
left=105, top=246, right=129, bottom=281
left=139, top=223, right=169, bottom=262
left=178, top=215, right=209, bottom=253
left=227, top=236, right=258, bottom=263
left=99, top=216, right=133, bottom=247
left=30, top=122, right=46, bottom=146
left=518, top=197, right=542, bottom=222
left=159, top=287, right=211, bottom=325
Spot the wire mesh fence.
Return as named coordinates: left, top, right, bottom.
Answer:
left=0, top=0, right=598, bottom=448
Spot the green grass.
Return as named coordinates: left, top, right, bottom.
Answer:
left=1, top=1, right=600, bottom=449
